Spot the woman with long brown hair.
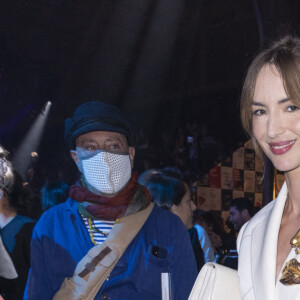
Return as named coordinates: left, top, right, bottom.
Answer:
left=238, top=35, right=300, bottom=299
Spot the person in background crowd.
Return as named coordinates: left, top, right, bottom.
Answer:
left=238, top=35, right=300, bottom=299
left=224, top=216, right=239, bottom=249
left=173, top=126, right=189, bottom=172
left=229, top=197, right=254, bottom=233
left=201, top=211, right=224, bottom=252
left=193, top=209, right=215, bottom=263
left=0, top=234, right=18, bottom=297
left=25, top=152, right=46, bottom=195
left=138, top=168, right=205, bottom=272
left=25, top=101, right=197, bottom=299
left=40, top=180, right=69, bottom=211
left=0, top=145, right=35, bottom=300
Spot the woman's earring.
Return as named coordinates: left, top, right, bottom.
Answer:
left=0, top=189, right=3, bottom=199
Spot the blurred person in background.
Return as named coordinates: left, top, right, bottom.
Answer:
left=193, top=209, right=215, bottom=263
left=229, top=197, right=254, bottom=233
left=202, top=210, right=237, bottom=252
left=40, top=180, right=69, bottom=212
left=0, top=145, right=35, bottom=300
left=0, top=234, right=18, bottom=296
left=139, top=168, right=205, bottom=272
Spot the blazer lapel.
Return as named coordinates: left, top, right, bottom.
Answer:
left=252, top=182, right=287, bottom=300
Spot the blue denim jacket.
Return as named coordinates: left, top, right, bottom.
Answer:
left=24, top=198, right=197, bottom=299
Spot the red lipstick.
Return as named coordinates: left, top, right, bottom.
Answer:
left=269, top=140, right=296, bottom=155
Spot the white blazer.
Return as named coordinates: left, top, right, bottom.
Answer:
left=237, top=182, right=300, bottom=300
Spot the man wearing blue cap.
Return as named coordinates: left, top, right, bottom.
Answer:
left=24, top=101, right=197, bottom=299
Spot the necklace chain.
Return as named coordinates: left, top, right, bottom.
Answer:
left=87, top=218, right=119, bottom=245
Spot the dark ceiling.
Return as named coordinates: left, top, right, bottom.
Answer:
left=0, top=0, right=299, bottom=170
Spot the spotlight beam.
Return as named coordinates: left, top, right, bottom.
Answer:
left=13, top=101, right=52, bottom=179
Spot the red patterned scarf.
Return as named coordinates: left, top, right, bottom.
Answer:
left=69, top=173, right=151, bottom=220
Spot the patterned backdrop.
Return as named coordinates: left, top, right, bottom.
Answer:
left=194, top=140, right=264, bottom=222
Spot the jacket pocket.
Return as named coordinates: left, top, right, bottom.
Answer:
left=139, top=245, right=169, bottom=296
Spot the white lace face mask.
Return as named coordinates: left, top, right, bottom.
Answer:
left=74, top=148, right=132, bottom=195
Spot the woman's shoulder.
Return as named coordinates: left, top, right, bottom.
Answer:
left=242, top=182, right=287, bottom=234
left=14, top=214, right=35, bottom=225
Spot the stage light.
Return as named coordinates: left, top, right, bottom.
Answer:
left=41, top=101, right=52, bottom=116
left=13, top=101, right=52, bottom=179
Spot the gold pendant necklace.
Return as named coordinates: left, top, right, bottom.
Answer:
left=280, top=228, right=300, bottom=285
left=290, top=229, right=300, bottom=254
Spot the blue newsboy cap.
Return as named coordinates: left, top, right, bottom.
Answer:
left=64, top=101, right=132, bottom=149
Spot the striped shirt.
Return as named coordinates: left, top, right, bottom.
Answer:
left=81, top=215, right=115, bottom=244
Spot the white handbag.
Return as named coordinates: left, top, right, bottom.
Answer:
left=188, top=262, right=242, bottom=300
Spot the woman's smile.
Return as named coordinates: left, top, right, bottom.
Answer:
left=268, top=140, right=296, bottom=155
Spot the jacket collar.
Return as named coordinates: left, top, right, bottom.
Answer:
left=252, top=182, right=287, bottom=300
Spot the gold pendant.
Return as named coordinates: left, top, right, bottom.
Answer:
left=280, top=259, right=300, bottom=285
left=279, top=229, right=300, bottom=285
left=290, top=229, right=300, bottom=255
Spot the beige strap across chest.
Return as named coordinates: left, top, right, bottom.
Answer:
left=53, top=202, right=154, bottom=300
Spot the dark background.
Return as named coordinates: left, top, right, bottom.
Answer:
left=0, top=0, right=300, bottom=182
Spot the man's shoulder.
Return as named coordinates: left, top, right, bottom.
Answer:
left=145, top=205, right=187, bottom=236
left=43, top=197, right=75, bottom=214
left=35, top=198, right=76, bottom=229
left=193, top=224, right=205, bottom=234
left=150, top=205, right=185, bottom=224
left=11, top=215, right=35, bottom=229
